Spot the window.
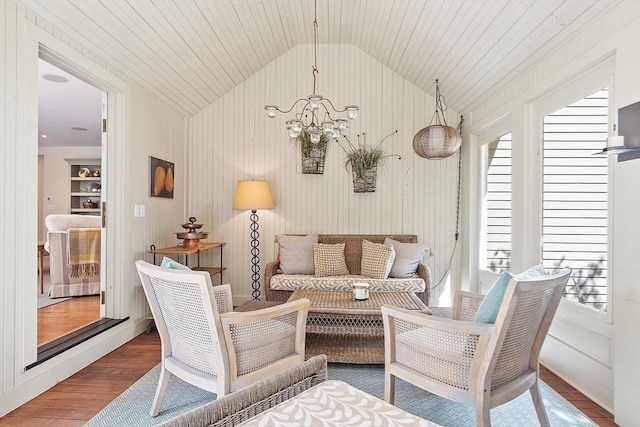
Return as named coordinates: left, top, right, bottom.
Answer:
left=542, top=89, right=609, bottom=311
left=481, top=132, right=512, bottom=274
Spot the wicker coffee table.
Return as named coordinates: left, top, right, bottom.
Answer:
left=288, top=289, right=430, bottom=364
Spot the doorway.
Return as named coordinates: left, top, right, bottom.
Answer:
left=36, top=58, right=106, bottom=358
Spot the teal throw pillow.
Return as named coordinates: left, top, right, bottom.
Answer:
left=160, top=256, right=191, bottom=271
left=474, top=264, right=546, bottom=324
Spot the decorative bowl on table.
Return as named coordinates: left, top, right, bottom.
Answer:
left=176, top=217, right=209, bottom=247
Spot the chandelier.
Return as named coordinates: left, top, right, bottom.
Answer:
left=264, top=0, right=359, bottom=141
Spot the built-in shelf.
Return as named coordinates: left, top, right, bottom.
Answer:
left=68, top=160, right=101, bottom=215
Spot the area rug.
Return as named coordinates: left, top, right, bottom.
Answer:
left=86, top=363, right=596, bottom=427
left=37, top=294, right=70, bottom=309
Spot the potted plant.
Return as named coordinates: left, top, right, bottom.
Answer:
left=341, top=130, right=399, bottom=192
left=294, top=130, right=330, bottom=174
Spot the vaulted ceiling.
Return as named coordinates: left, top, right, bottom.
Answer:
left=21, top=0, right=632, bottom=117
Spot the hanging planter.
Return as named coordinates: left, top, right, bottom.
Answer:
left=341, top=131, right=399, bottom=193
left=352, top=164, right=378, bottom=193
left=296, top=130, right=329, bottom=174
left=413, top=79, right=462, bottom=160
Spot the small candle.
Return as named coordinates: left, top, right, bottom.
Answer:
left=353, top=283, right=370, bottom=300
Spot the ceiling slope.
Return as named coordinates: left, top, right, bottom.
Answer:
left=20, top=0, right=633, bottom=117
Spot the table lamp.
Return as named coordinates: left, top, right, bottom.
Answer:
left=233, top=180, right=274, bottom=300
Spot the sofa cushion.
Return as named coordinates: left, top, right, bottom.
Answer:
left=270, top=274, right=426, bottom=293
left=384, top=238, right=430, bottom=278
left=474, top=264, right=546, bottom=324
left=314, top=243, right=350, bottom=277
left=276, top=233, right=318, bottom=274
left=361, top=240, right=396, bottom=279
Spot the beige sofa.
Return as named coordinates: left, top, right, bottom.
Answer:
left=45, top=214, right=101, bottom=298
left=265, top=234, right=431, bottom=305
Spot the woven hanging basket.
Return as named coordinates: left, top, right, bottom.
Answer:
left=301, top=138, right=328, bottom=174
left=413, top=124, right=462, bottom=160
left=352, top=166, right=377, bottom=193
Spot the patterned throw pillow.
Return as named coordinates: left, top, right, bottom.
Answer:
left=313, top=243, right=350, bottom=277
left=361, top=240, right=396, bottom=279
left=384, top=238, right=430, bottom=278
left=277, top=233, right=319, bottom=274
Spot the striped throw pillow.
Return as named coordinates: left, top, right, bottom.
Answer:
left=361, top=240, right=396, bottom=279
left=313, top=243, right=350, bottom=277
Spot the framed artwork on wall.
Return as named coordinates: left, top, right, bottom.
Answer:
left=150, top=156, right=175, bottom=198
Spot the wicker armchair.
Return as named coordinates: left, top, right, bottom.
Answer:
left=381, top=268, right=571, bottom=426
left=135, top=260, right=310, bottom=417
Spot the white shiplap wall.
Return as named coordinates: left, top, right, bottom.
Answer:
left=189, top=43, right=461, bottom=305
left=1, top=0, right=188, bottom=415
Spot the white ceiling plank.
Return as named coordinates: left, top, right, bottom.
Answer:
left=25, top=0, right=198, bottom=115
left=84, top=0, right=206, bottom=111
left=17, top=0, right=637, bottom=120
left=121, top=0, right=214, bottom=107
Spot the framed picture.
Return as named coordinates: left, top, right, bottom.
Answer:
left=150, top=156, right=175, bottom=198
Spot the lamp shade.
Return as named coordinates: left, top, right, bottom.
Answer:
left=233, top=180, right=274, bottom=210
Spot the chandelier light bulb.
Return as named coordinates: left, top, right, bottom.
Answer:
left=309, top=95, right=323, bottom=110
left=322, top=121, right=334, bottom=133
left=335, top=119, right=348, bottom=130
left=288, top=127, right=300, bottom=138
left=286, top=120, right=303, bottom=133
left=345, top=106, right=359, bottom=119
left=310, top=132, right=322, bottom=144
left=331, top=129, right=341, bottom=140
left=265, top=105, right=278, bottom=118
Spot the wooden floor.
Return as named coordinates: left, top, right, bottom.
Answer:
left=1, top=330, right=617, bottom=426
left=38, top=296, right=101, bottom=346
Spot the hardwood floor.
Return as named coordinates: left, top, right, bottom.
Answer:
left=38, top=296, right=101, bottom=346
left=1, top=330, right=617, bottom=426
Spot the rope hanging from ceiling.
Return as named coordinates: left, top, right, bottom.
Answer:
left=413, top=79, right=462, bottom=160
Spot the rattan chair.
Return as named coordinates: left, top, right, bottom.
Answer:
left=381, top=268, right=571, bottom=426
left=135, top=260, right=310, bottom=417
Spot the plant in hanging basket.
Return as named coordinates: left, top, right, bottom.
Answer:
left=294, top=130, right=330, bottom=174
left=340, top=130, right=399, bottom=193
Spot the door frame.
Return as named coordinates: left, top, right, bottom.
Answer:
left=23, top=24, right=130, bottom=366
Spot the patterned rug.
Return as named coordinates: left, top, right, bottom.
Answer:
left=86, top=363, right=596, bottom=427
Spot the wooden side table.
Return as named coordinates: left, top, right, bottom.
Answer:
left=148, top=242, right=226, bottom=285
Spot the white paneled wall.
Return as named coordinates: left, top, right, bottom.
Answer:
left=1, top=1, right=188, bottom=415
left=190, top=44, right=461, bottom=304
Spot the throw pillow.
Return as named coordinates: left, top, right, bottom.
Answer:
left=160, top=256, right=191, bottom=270
left=474, top=264, right=546, bottom=324
left=276, top=233, right=319, bottom=274
left=384, top=238, right=430, bottom=278
left=313, top=243, right=350, bottom=277
left=361, top=239, right=396, bottom=279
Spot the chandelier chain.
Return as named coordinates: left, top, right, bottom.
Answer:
left=312, top=0, right=319, bottom=96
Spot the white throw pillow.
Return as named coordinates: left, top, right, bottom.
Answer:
left=384, top=238, right=430, bottom=278
left=361, top=239, right=396, bottom=279
left=276, top=233, right=318, bottom=274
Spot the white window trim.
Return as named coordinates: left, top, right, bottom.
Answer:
left=530, top=62, right=615, bottom=324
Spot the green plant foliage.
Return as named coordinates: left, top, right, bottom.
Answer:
left=340, top=130, right=399, bottom=179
